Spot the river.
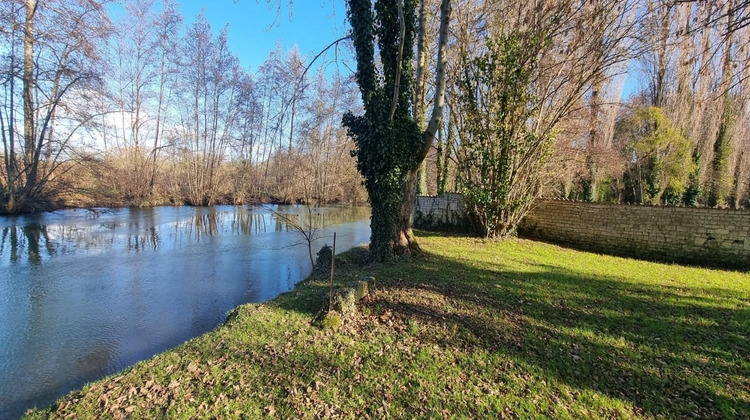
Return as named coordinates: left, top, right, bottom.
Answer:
left=0, top=205, right=371, bottom=419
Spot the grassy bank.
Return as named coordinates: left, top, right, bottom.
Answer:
left=27, top=233, right=750, bottom=419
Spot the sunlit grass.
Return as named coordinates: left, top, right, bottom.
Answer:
left=27, top=232, right=750, bottom=419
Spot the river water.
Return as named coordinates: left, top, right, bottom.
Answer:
left=0, top=205, right=371, bottom=419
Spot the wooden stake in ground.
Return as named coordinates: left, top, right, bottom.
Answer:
left=329, top=232, right=336, bottom=311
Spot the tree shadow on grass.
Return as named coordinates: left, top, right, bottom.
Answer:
left=364, top=250, right=750, bottom=419
left=267, top=240, right=749, bottom=418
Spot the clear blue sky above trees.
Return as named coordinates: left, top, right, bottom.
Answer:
left=179, top=0, right=348, bottom=70
left=182, top=0, right=639, bottom=97
left=110, top=0, right=639, bottom=97
left=150, top=1, right=637, bottom=95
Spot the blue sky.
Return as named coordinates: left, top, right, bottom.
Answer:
left=136, top=1, right=639, bottom=99
left=178, top=0, right=348, bottom=71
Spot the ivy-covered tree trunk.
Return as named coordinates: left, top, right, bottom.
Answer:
left=344, top=0, right=451, bottom=261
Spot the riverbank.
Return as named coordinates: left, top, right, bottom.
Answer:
left=26, top=233, right=750, bottom=419
left=0, top=194, right=368, bottom=215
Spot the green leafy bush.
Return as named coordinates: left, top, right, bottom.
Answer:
left=619, top=107, right=694, bottom=204
left=456, top=34, right=554, bottom=237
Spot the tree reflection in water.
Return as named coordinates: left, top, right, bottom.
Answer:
left=0, top=205, right=371, bottom=420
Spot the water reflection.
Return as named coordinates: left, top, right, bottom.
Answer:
left=0, top=206, right=371, bottom=262
left=0, top=205, right=370, bottom=419
left=0, top=224, right=53, bottom=265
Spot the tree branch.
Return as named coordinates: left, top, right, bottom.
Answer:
left=389, top=0, right=406, bottom=120
left=419, top=0, right=451, bottom=162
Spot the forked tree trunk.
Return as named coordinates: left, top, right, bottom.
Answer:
left=396, top=0, right=451, bottom=253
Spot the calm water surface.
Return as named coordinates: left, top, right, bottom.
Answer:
left=0, top=205, right=370, bottom=419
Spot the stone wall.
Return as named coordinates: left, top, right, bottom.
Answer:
left=520, top=200, right=750, bottom=268
left=414, top=193, right=467, bottom=230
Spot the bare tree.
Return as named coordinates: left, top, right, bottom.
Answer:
left=1, top=0, right=112, bottom=212
left=268, top=180, right=328, bottom=270
left=174, top=15, right=243, bottom=205
left=447, top=0, right=637, bottom=233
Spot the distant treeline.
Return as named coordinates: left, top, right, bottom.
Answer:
left=1, top=0, right=748, bottom=217
left=0, top=0, right=365, bottom=212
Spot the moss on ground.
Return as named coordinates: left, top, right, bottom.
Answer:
left=26, top=233, right=750, bottom=419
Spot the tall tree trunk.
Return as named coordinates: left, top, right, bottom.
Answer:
left=435, top=125, right=444, bottom=194
left=396, top=0, right=451, bottom=251
left=20, top=0, right=36, bottom=210
left=691, top=1, right=714, bottom=189
left=674, top=2, right=694, bottom=133
left=288, top=95, right=296, bottom=152
left=652, top=3, right=671, bottom=109
left=5, top=2, right=18, bottom=212
left=133, top=30, right=144, bottom=202
left=733, top=147, right=745, bottom=208
left=434, top=110, right=453, bottom=196
left=709, top=0, right=736, bottom=207
left=438, top=113, right=453, bottom=195
left=413, top=0, right=430, bottom=196
left=150, top=48, right=168, bottom=196
left=736, top=31, right=750, bottom=207
left=586, top=71, right=604, bottom=201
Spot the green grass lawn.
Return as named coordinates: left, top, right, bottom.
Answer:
left=27, top=233, right=750, bottom=419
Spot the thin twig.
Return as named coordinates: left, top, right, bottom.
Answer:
left=411, top=307, right=446, bottom=320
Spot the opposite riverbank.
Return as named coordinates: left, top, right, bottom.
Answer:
left=0, top=195, right=369, bottom=216
left=26, top=233, right=750, bottom=419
